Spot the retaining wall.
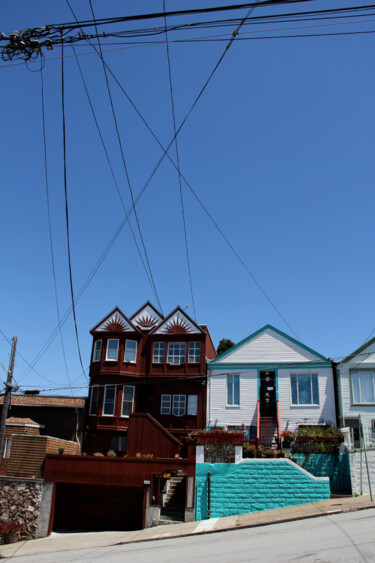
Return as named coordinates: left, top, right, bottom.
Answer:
left=349, top=449, right=375, bottom=496
left=195, top=459, right=330, bottom=521
left=292, top=452, right=351, bottom=495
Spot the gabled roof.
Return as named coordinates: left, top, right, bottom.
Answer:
left=90, top=307, right=139, bottom=334
left=209, top=324, right=329, bottom=369
left=0, top=395, right=86, bottom=408
left=340, top=335, right=375, bottom=365
left=151, top=306, right=205, bottom=335
left=130, top=301, right=164, bottom=332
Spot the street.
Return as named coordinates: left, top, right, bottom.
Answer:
left=5, top=508, right=375, bottom=563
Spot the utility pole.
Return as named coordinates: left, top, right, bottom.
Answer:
left=0, top=336, right=18, bottom=459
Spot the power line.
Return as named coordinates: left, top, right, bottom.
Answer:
left=40, top=65, right=73, bottom=394
left=71, top=43, right=160, bottom=300
left=85, top=0, right=163, bottom=315
left=163, top=0, right=196, bottom=322
left=60, top=37, right=87, bottom=380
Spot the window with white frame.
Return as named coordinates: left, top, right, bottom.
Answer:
left=106, top=339, right=119, bottom=361
left=89, top=385, right=99, bottom=416
left=167, top=343, right=186, bottom=364
left=188, top=342, right=201, bottom=363
left=121, top=385, right=135, bottom=417
left=103, top=385, right=116, bottom=415
left=227, top=374, right=240, bottom=406
left=4, top=438, right=11, bottom=459
left=291, top=373, right=319, bottom=405
left=92, top=340, right=102, bottom=362
left=124, top=340, right=137, bottom=363
left=161, top=394, right=171, bottom=415
left=172, top=395, right=186, bottom=416
left=351, top=371, right=375, bottom=404
left=187, top=394, right=198, bottom=415
left=153, top=342, right=165, bottom=363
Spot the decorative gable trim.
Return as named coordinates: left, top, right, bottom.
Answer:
left=209, top=324, right=328, bottom=366
left=90, top=307, right=139, bottom=334
left=151, top=307, right=204, bottom=335
left=130, top=302, right=164, bottom=332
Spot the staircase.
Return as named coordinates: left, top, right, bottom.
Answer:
left=259, top=418, right=278, bottom=449
left=159, top=475, right=186, bottom=524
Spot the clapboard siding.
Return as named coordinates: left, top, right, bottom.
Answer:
left=214, top=329, right=321, bottom=364
left=278, top=367, right=336, bottom=431
left=338, top=339, right=375, bottom=447
left=207, top=370, right=258, bottom=427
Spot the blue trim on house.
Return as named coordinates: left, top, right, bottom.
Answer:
left=209, top=324, right=328, bottom=366
left=209, top=361, right=331, bottom=370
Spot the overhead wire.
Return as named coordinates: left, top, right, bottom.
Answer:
left=163, top=0, right=196, bottom=322
left=40, top=63, right=73, bottom=395
left=60, top=36, right=87, bottom=380
left=18, top=0, right=302, bottom=378
left=86, top=0, right=163, bottom=314
left=71, top=43, right=158, bottom=299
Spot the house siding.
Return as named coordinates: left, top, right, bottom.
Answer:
left=338, top=341, right=375, bottom=447
left=207, top=370, right=258, bottom=428
left=278, top=367, right=336, bottom=430
left=207, top=366, right=336, bottom=430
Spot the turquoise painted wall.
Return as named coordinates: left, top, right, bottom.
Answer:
left=292, top=452, right=351, bottom=495
left=195, top=460, right=330, bottom=521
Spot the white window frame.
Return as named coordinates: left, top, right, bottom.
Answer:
left=161, top=394, right=171, bottom=415
left=106, top=339, right=119, bottom=361
left=121, top=385, right=135, bottom=417
left=187, top=394, right=198, bottom=415
left=153, top=342, right=165, bottom=363
left=227, top=374, right=240, bottom=406
left=89, top=385, right=99, bottom=416
left=188, top=342, right=201, bottom=364
left=103, top=385, right=116, bottom=416
left=167, top=342, right=186, bottom=365
left=172, top=394, right=186, bottom=416
left=351, top=371, right=375, bottom=404
left=4, top=438, right=12, bottom=459
left=124, top=340, right=137, bottom=363
left=92, top=340, right=102, bottom=363
left=290, top=373, right=320, bottom=406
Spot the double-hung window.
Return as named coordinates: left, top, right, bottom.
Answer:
left=4, top=438, right=11, bottom=459
left=161, top=394, right=171, bottom=415
left=92, top=340, right=102, bottom=362
left=89, top=385, right=99, bottom=416
left=103, top=385, right=116, bottom=415
left=167, top=343, right=186, bottom=365
left=153, top=342, right=165, bottom=363
left=121, top=385, right=135, bottom=417
left=124, top=340, right=137, bottom=363
left=187, top=394, right=198, bottom=415
left=188, top=342, right=201, bottom=363
left=172, top=395, right=186, bottom=416
left=106, top=339, right=119, bottom=361
left=291, top=374, right=319, bottom=405
left=227, top=374, right=240, bottom=406
left=352, top=371, right=375, bottom=404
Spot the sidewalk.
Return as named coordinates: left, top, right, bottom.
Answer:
left=1, top=495, right=374, bottom=559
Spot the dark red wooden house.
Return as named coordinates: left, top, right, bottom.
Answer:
left=84, top=302, right=216, bottom=455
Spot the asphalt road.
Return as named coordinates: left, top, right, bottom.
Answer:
left=5, top=508, right=375, bottom=563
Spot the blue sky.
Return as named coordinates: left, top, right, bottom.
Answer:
left=1, top=1, right=374, bottom=395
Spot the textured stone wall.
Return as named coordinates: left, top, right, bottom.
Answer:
left=0, top=478, right=43, bottom=540
left=195, top=459, right=330, bottom=521
left=349, top=449, right=375, bottom=496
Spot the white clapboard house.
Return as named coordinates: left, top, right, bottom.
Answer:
left=337, top=337, right=375, bottom=448
left=207, top=325, right=337, bottom=447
